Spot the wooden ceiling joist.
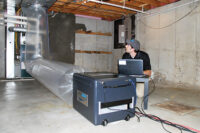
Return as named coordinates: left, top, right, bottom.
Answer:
left=81, top=2, right=136, bottom=14
left=134, top=0, right=160, bottom=7
left=156, top=0, right=170, bottom=4
left=49, top=0, right=179, bottom=21
left=49, top=6, right=122, bottom=20
left=51, top=3, right=128, bottom=16
left=100, top=1, right=142, bottom=10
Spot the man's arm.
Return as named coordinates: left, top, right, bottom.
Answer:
left=144, top=70, right=151, bottom=77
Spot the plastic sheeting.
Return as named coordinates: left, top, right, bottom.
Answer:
left=26, top=59, right=84, bottom=105
left=23, top=3, right=49, bottom=60
left=23, top=3, right=84, bottom=106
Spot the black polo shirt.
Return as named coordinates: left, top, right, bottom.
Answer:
left=122, top=51, right=151, bottom=71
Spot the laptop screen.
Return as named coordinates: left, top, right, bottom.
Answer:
left=118, top=59, right=144, bottom=75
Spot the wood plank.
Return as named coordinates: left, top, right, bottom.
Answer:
left=50, top=5, right=122, bottom=18
left=49, top=6, right=122, bottom=20
left=55, top=2, right=126, bottom=15
left=49, top=2, right=128, bottom=18
left=51, top=2, right=122, bottom=15
left=105, top=1, right=142, bottom=10
left=64, top=3, right=125, bottom=15
left=134, top=0, right=160, bottom=7
left=50, top=0, right=175, bottom=21
left=75, top=50, right=112, bottom=54
left=156, top=0, right=170, bottom=4
left=76, top=30, right=112, bottom=36
left=109, top=0, right=149, bottom=9
left=77, top=1, right=136, bottom=14
left=50, top=0, right=143, bottom=20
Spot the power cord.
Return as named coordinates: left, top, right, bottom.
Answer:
left=134, top=79, right=200, bottom=133
left=107, top=78, right=200, bottom=133
left=135, top=107, right=199, bottom=133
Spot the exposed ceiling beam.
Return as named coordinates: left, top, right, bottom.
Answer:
left=111, top=0, right=144, bottom=7
left=51, top=2, right=128, bottom=15
left=134, top=0, right=160, bottom=7
left=105, top=0, right=151, bottom=10
left=78, top=1, right=137, bottom=14
left=105, top=1, right=142, bottom=10
left=49, top=0, right=179, bottom=21
left=156, top=0, right=170, bottom=4
left=50, top=7, right=121, bottom=20
left=87, top=0, right=147, bottom=13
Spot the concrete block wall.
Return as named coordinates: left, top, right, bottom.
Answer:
left=75, top=17, right=114, bottom=72
left=136, top=0, right=200, bottom=89
left=0, top=15, right=5, bottom=78
left=112, top=49, right=125, bottom=73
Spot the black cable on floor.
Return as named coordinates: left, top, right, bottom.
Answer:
left=135, top=107, right=198, bottom=133
left=107, top=79, right=199, bottom=133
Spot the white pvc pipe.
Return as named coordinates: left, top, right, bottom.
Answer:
left=87, top=0, right=148, bottom=14
left=4, top=14, right=28, bottom=20
left=4, top=19, right=27, bottom=25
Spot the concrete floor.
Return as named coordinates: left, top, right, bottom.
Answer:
left=0, top=80, right=200, bottom=133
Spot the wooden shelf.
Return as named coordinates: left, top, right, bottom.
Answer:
left=76, top=30, right=112, bottom=36
left=75, top=50, right=112, bottom=54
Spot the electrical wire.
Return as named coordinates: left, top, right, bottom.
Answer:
left=134, top=79, right=200, bottom=133
left=138, top=2, right=200, bottom=29
left=135, top=109, right=199, bottom=133
left=136, top=79, right=182, bottom=133
left=107, top=78, right=200, bottom=133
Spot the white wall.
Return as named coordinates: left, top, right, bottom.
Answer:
left=136, top=0, right=200, bottom=89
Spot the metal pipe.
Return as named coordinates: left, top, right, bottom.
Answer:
left=1, top=14, right=37, bottom=22
left=87, top=0, right=148, bottom=14
left=8, top=26, right=47, bottom=34
left=4, top=19, right=27, bottom=25
left=8, top=27, right=27, bottom=32
left=4, top=14, right=28, bottom=20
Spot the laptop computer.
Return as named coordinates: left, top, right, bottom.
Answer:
left=118, top=59, right=147, bottom=77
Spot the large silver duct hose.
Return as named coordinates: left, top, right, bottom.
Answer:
left=26, top=59, right=84, bottom=106
left=23, top=3, right=84, bottom=106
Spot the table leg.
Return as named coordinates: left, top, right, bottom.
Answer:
left=143, top=80, right=149, bottom=110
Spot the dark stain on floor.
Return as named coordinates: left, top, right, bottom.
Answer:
left=154, top=101, right=198, bottom=114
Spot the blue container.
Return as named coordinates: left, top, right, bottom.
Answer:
left=73, top=72, right=136, bottom=125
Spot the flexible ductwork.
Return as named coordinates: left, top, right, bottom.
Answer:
left=22, top=3, right=84, bottom=106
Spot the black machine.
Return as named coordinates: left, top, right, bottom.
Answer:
left=73, top=72, right=137, bottom=126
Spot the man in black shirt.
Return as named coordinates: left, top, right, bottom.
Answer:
left=122, top=39, right=152, bottom=77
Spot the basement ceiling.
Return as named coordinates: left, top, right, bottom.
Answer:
left=49, top=0, right=180, bottom=21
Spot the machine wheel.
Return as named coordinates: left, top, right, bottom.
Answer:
left=125, top=115, right=131, bottom=121
left=102, top=119, right=108, bottom=126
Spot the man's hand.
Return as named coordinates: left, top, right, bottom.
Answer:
left=144, top=70, right=152, bottom=77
